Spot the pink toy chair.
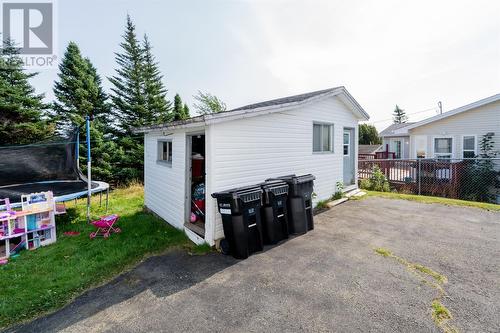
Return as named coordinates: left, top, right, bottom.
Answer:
left=89, top=214, right=120, bottom=239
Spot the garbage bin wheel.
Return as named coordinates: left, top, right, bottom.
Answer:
left=220, top=238, right=230, bottom=255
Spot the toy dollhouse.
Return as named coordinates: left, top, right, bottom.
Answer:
left=0, top=191, right=57, bottom=259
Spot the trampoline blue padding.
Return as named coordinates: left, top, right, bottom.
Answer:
left=0, top=180, right=109, bottom=208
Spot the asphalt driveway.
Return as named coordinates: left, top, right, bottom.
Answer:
left=7, top=197, right=500, bottom=332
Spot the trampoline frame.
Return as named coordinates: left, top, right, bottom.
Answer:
left=0, top=123, right=110, bottom=211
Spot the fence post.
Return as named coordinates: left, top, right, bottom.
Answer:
left=418, top=159, right=421, bottom=195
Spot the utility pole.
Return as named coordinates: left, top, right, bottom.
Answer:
left=438, top=101, right=442, bottom=114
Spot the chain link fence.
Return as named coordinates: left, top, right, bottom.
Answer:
left=358, top=158, right=500, bottom=204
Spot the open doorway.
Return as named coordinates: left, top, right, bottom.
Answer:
left=185, top=134, right=206, bottom=238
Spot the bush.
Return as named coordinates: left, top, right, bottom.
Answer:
left=360, top=165, right=390, bottom=192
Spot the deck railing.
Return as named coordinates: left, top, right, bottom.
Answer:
left=358, top=158, right=500, bottom=202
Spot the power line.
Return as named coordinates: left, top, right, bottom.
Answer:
left=368, top=107, right=438, bottom=124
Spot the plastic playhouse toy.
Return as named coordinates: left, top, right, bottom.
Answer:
left=89, top=214, right=120, bottom=239
left=0, top=198, right=16, bottom=220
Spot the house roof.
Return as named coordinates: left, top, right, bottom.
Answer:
left=134, top=86, right=370, bottom=133
left=396, top=93, right=500, bottom=132
left=358, top=144, right=382, bottom=154
left=379, top=123, right=415, bottom=137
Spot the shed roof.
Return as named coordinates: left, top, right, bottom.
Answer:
left=134, top=86, right=369, bottom=133
left=358, top=144, right=382, bottom=154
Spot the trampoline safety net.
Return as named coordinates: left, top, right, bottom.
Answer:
left=0, top=131, right=99, bottom=203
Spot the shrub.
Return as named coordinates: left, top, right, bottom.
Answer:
left=361, top=165, right=390, bottom=192
left=332, top=181, right=344, bottom=200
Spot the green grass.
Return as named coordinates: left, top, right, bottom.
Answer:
left=374, top=247, right=392, bottom=257
left=0, top=185, right=194, bottom=328
left=366, top=190, right=500, bottom=211
left=432, top=300, right=452, bottom=320
left=414, top=264, right=448, bottom=284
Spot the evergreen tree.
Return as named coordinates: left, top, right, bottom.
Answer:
left=193, top=90, right=226, bottom=114
left=392, top=105, right=408, bottom=124
left=173, top=93, right=188, bottom=120
left=52, top=42, right=110, bottom=133
left=183, top=103, right=190, bottom=119
left=52, top=42, right=118, bottom=182
left=142, top=35, right=172, bottom=123
left=109, top=15, right=174, bottom=182
left=108, top=15, right=147, bottom=135
left=0, top=39, right=53, bottom=145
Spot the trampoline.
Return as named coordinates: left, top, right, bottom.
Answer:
left=0, top=130, right=109, bottom=208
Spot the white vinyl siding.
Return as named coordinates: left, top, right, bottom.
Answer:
left=208, top=96, right=359, bottom=240
left=409, top=100, right=500, bottom=159
left=381, top=136, right=409, bottom=159
left=144, top=131, right=188, bottom=230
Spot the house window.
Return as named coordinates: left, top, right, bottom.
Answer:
left=158, top=140, right=173, bottom=164
left=434, top=138, right=452, bottom=159
left=343, top=132, right=350, bottom=156
left=462, top=136, right=476, bottom=158
left=313, top=123, right=333, bottom=153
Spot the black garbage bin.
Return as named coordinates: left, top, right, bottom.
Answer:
left=260, top=180, right=289, bottom=245
left=211, top=186, right=264, bottom=259
left=267, top=174, right=315, bottom=235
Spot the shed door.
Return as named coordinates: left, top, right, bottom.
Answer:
left=343, top=128, right=355, bottom=185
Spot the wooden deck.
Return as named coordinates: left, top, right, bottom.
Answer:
left=358, top=159, right=467, bottom=198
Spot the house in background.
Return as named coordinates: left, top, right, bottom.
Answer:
left=379, top=93, right=500, bottom=159
left=379, top=123, right=414, bottom=159
left=135, top=87, right=369, bottom=246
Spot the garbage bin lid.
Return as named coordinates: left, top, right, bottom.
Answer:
left=266, top=174, right=315, bottom=184
left=211, top=185, right=262, bottom=200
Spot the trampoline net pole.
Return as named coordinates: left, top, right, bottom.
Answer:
left=86, top=116, right=91, bottom=223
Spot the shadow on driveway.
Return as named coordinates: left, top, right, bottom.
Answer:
left=6, top=251, right=237, bottom=333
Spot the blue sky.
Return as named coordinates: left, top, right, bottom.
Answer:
left=30, top=0, right=500, bottom=130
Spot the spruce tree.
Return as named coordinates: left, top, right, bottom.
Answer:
left=173, top=93, right=187, bottom=121
left=183, top=103, right=190, bottom=119
left=392, top=105, right=408, bottom=124
left=109, top=15, right=147, bottom=134
left=52, top=42, right=118, bottom=182
left=142, top=35, right=172, bottom=123
left=0, top=39, right=53, bottom=145
left=52, top=42, right=110, bottom=133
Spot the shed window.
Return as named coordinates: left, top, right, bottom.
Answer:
left=158, top=140, right=172, bottom=164
left=313, top=123, right=333, bottom=153
left=434, top=138, right=452, bottom=159
left=462, top=136, right=476, bottom=158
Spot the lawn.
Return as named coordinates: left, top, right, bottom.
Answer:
left=365, top=190, right=500, bottom=211
left=0, top=184, right=197, bottom=328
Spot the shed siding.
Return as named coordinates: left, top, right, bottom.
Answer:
left=409, top=101, right=500, bottom=158
left=208, top=96, right=359, bottom=240
left=144, top=131, right=187, bottom=229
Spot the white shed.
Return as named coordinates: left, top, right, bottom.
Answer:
left=135, top=87, right=370, bottom=246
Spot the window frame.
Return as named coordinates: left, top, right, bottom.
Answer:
left=343, top=131, right=350, bottom=156
left=157, top=139, right=173, bottom=166
left=312, top=122, right=334, bottom=154
left=432, top=136, right=453, bottom=160
left=462, top=135, right=477, bottom=159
